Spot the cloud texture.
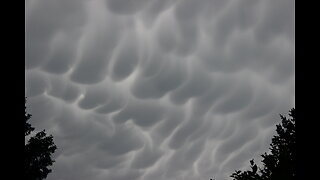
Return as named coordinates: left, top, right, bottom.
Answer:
left=25, top=0, right=294, bottom=180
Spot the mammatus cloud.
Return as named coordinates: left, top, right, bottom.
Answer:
left=25, top=0, right=294, bottom=180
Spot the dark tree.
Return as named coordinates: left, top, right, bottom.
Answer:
left=25, top=98, right=57, bottom=180
left=230, top=108, right=296, bottom=180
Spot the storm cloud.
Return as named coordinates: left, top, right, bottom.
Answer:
left=25, top=0, right=294, bottom=180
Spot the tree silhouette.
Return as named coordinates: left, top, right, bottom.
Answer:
left=230, top=108, right=296, bottom=180
left=25, top=98, right=57, bottom=180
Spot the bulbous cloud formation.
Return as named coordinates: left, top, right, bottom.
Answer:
left=25, top=0, right=294, bottom=180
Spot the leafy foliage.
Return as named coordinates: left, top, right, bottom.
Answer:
left=25, top=98, right=34, bottom=136
left=25, top=98, right=57, bottom=180
left=230, top=108, right=296, bottom=180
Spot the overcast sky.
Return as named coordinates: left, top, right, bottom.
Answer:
left=25, top=0, right=294, bottom=180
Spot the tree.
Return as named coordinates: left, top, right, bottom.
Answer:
left=230, top=108, right=296, bottom=180
left=25, top=98, right=57, bottom=180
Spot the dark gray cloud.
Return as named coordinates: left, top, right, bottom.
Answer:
left=98, top=123, right=144, bottom=156
left=239, top=86, right=277, bottom=121
left=131, top=142, right=163, bottom=169
left=214, top=124, right=259, bottom=166
left=191, top=76, right=236, bottom=116
left=26, top=0, right=294, bottom=180
left=113, top=99, right=166, bottom=127
left=155, top=16, right=179, bottom=53
left=94, top=95, right=126, bottom=114
left=70, top=19, right=122, bottom=84
left=131, top=58, right=187, bottom=99
left=105, top=0, right=151, bottom=15
left=151, top=109, right=185, bottom=145
left=25, top=0, right=86, bottom=69
left=47, top=77, right=80, bottom=103
left=111, top=32, right=140, bottom=81
left=166, top=138, right=206, bottom=178
left=25, top=71, right=49, bottom=97
left=139, top=0, right=178, bottom=28
left=254, top=0, right=294, bottom=44
left=78, top=87, right=110, bottom=110
left=221, top=135, right=264, bottom=173
left=42, top=32, right=80, bottom=74
left=168, top=114, right=206, bottom=150
left=214, top=81, right=254, bottom=114
left=26, top=95, right=58, bottom=130
left=170, top=65, right=213, bottom=105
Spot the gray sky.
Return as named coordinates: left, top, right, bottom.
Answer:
left=25, top=0, right=294, bottom=180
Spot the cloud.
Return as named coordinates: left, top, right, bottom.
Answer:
left=26, top=95, right=59, bottom=130
left=155, top=15, right=179, bottom=53
left=113, top=99, right=166, bottom=127
left=94, top=95, right=126, bottom=114
left=25, top=0, right=86, bottom=69
left=131, top=57, right=187, bottom=99
left=151, top=109, right=185, bottom=145
left=111, top=32, right=140, bottom=81
left=131, top=142, right=163, bottom=169
left=42, top=32, right=80, bottom=74
left=254, top=0, right=294, bottom=44
left=78, top=85, right=110, bottom=110
left=47, top=76, right=81, bottom=103
left=25, top=71, right=49, bottom=97
left=214, top=81, right=254, bottom=114
left=139, top=0, right=179, bottom=28
left=98, top=123, right=145, bottom=156
left=214, top=123, right=259, bottom=166
left=105, top=0, right=152, bottom=15
left=239, top=85, right=277, bottom=121
left=69, top=20, right=121, bottom=84
left=168, top=114, right=206, bottom=150
left=25, top=0, right=294, bottom=180
left=170, top=64, right=213, bottom=105
left=166, top=138, right=206, bottom=177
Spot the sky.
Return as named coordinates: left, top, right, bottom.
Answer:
left=25, top=0, right=294, bottom=180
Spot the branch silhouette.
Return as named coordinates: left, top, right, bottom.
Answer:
left=25, top=97, right=57, bottom=180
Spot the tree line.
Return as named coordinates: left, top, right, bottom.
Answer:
left=25, top=98, right=57, bottom=180
left=211, top=108, right=296, bottom=180
left=25, top=97, right=295, bottom=180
